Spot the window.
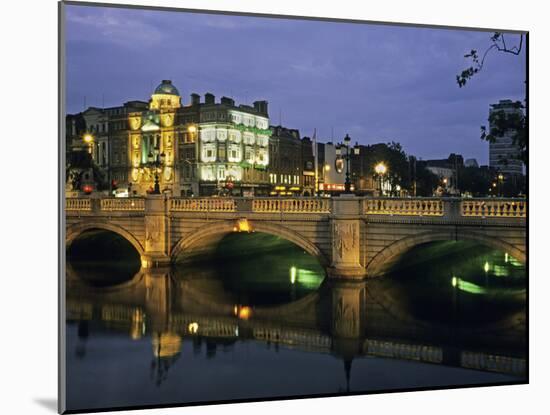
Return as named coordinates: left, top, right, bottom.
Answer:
left=218, top=146, right=226, bottom=161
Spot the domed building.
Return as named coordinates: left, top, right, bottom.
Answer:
left=68, top=79, right=272, bottom=196
left=149, top=80, right=181, bottom=111
left=125, top=80, right=271, bottom=196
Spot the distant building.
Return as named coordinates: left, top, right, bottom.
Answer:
left=268, top=126, right=303, bottom=196
left=465, top=158, right=479, bottom=168
left=316, top=142, right=348, bottom=194
left=424, top=153, right=464, bottom=194
left=488, top=99, right=524, bottom=176
left=350, top=144, right=379, bottom=195
left=301, top=137, right=316, bottom=196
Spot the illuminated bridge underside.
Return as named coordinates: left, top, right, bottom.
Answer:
left=65, top=196, right=526, bottom=278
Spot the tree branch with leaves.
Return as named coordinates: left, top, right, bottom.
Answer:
left=456, top=32, right=526, bottom=166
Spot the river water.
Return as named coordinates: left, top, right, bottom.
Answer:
left=65, top=233, right=526, bottom=412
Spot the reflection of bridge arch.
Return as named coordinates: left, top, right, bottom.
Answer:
left=170, top=220, right=329, bottom=266
left=366, top=229, right=526, bottom=277
left=66, top=221, right=145, bottom=257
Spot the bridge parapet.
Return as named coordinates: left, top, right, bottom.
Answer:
left=252, top=197, right=330, bottom=213
left=363, top=197, right=526, bottom=221
left=364, top=198, right=444, bottom=216
left=101, top=198, right=145, bottom=211
left=461, top=199, right=526, bottom=218
left=170, top=197, right=236, bottom=212
left=66, top=198, right=91, bottom=211
left=66, top=196, right=527, bottom=220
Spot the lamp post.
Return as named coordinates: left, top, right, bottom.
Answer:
left=336, top=134, right=359, bottom=194
left=374, top=162, right=387, bottom=196
left=146, top=146, right=166, bottom=194
left=497, top=172, right=504, bottom=197
left=83, top=133, right=94, bottom=156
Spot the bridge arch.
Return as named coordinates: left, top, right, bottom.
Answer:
left=171, top=220, right=329, bottom=266
left=367, top=229, right=526, bottom=277
left=66, top=221, right=145, bottom=257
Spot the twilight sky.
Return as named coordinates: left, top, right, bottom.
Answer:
left=65, top=4, right=526, bottom=164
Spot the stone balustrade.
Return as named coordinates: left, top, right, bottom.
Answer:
left=252, top=198, right=331, bottom=213
left=65, top=198, right=91, bottom=211
left=65, top=196, right=527, bottom=220
left=100, top=198, right=145, bottom=211
left=364, top=198, right=444, bottom=216
left=461, top=199, right=526, bottom=218
left=170, top=198, right=236, bottom=212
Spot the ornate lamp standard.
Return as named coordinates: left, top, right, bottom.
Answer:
left=146, top=147, right=166, bottom=194
left=335, top=134, right=360, bottom=194
left=497, top=172, right=504, bottom=197
left=83, top=133, right=94, bottom=155
left=374, top=162, right=387, bottom=196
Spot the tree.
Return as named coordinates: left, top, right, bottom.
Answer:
left=66, top=149, right=109, bottom=191
left=456, top=32, right=524, bottom=88
left=362, top=142, right=410, bottom=195
left=456, top=32, right=527, bottom=165
left=457, top=166, right=491, bottom=197
left=414, top=164, right=440, bottom=197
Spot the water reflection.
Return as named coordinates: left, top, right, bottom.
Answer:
left=383, top=241, right=526, bottom=325
left=65, top=239, right=526, bottom=411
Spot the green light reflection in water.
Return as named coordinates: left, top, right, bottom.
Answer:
left=173, top=232, right=326, bottom=306
left=385, top=240, right=526, bottom=325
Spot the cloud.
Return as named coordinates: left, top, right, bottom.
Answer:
left=66, top=5, right=164, bottom=48
left=64, top=5, right=526, bottom=164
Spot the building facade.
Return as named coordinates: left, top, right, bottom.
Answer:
left=268, top=126, right=303, bottom=196
left=67, top=80, right=271, bottom=196
left=488, top=99, right=524, bottom=176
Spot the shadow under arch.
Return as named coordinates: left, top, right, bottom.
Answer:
left=367, top=229, right=526, bottom=277
left=66, top=221, right=145, bottom=258
left=171, top=220, right=329, bottom=267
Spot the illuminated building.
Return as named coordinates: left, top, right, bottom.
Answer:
left=316, top=142, right=349, bottom=194
left=268, top=126, right=303, bottom=196
left=66, top=80, right=271, bottom=196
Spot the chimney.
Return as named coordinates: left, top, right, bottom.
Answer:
left=253, top=100, right=268, bottom=115
left=190, top=93, right=200, bottom=105
left=204, top=92, right=215, bottom=105
left=221, top=96, right=235, bottom=107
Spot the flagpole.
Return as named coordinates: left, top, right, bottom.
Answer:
left=313, top=128, right=318, bottom=197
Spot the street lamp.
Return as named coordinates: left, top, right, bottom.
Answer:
left=497, top=173, right=504, bottom=197
left=374, top=162, right=387, bottom=196
left=83, top=133, right=94, bottom=155
left=146, top=146, right=166, bottom=194
left=335, top=134, right=359, bottom=193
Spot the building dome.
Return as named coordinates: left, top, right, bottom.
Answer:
left=154, top=80, right=180, bottom=96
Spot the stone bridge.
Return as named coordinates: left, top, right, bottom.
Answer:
left=65, top=196, right=527, bottom=278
